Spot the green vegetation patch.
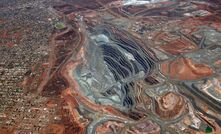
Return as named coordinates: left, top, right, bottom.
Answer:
left=16, top=88, right=22, bottom=93
left=205, top=126, right=213, bottom=134
left=54, top=22, right=66, bottom=30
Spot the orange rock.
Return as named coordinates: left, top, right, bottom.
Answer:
left=46, top=100, right=57, bottom=108
left=0, top=126, right=15, bottom=134
left=160, top=39, right=198, bottom=55
left=183, top=116, right=191, bottom=126
left=211, top=22, right=221, bottom=31
left=96, top=122, right=113, bottom=134
left=155, top=92, right=186, bottom=120
left=0, top=19, right=5, bottom=24
left=126, top=120, right=160, bottom=134
left=42, top=63, right=50, bottom=68
left=6, top=42, right=15, bottom=48
left=161, top=58, right=213, bottom=80
left=67, top=12, right=76, bottom=21
left=214, top=60, right=221, bottom=66
left=44, top=124, right=65, bottom=134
